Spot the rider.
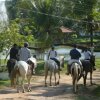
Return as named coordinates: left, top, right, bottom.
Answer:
left=66, top=44, right=82, bottom=75
left=10, top=43, right=19, bottom=61
left=48, top=46, right=61, bottom=71
left=83, top=48, right=96, bottom=70
left=83, top=48, right=91, bottom=60
left=18, top=42, right=31, bottom=62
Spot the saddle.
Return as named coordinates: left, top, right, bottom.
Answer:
left=27, top=60, right=35, bottom=75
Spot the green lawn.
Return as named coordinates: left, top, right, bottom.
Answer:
left=95, top=58, right=100, bottom=69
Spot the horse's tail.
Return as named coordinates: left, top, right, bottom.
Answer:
left=10, top=64, right=20, bottom=87
left=71, top=63, right=79, bottom=78
left=71, top=63, right=81, bottom=93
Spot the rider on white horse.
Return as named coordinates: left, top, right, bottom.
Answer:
left=48, top=46, right=61, bottom=71
left=66, top=44, right=82, bottom=75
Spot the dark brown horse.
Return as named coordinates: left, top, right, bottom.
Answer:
left=6, top=59, right=17, bottom=78
left=80, top=55, right=95, bottom=86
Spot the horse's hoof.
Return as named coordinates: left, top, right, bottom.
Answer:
left=45, top=84, right=47, bottom=87
left=17, top=91, right=20, bottom=93
left=84, top=84, right=86, bottom=87
left=28, top=89, right=31, bottom=92
left=74, top=91, right=77, bottom=94
left=22, top=90, right=25, bottom=93
left=57, top=81, right=59, bottom=85
left=50, top=84, right=52, bottom=86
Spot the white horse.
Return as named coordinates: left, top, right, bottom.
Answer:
left=44, top=56, right=64, bottom=86
left=10, top=57, right=37, bottom=93
left=71, top=62, right=82, bottom=93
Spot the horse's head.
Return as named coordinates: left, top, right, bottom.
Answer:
left=90, top=55, right=95, bottom=66
left=90, top=55, right=95, bottom=61
left=27, top=57, right=37, bottom=74
left=59, top=56, right=65, bottom=68
left=27, top=57, right=37, bottom=68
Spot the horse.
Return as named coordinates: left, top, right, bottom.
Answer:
left=70, top=62, right=82, bottom=93
left=6, top=59, right=17, bottom=78
left=44, top=56, right=64, bottom=86
left=10, top=57, right=37, bottom=93
left=80, top=55, right=95, bottom=86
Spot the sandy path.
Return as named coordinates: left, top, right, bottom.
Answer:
left=0, top=70, right=100, bottom=100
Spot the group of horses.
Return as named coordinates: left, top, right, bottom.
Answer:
left=6, top=55, right=95, bottom=93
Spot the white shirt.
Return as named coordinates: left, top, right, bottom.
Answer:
left=48, top=50, right=57, bottom=59
left=83, top=51, right=91, bottom=60
left=18, top=47, right=31, bottom=61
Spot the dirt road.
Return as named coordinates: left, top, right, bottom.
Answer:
left=0, top=70, right=100, bottom=100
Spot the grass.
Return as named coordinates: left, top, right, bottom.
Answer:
left=95, top=58, right=100, bottom=69
left=35, top=61, right=45, bottom=75
left=0, top=80, right=10, bottom=89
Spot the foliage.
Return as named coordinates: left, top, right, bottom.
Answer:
left=0, top=80, right=10, bottom=89
left=0, top=19, right=35, bottom=52
left=5, top=0, right=100, bottom=49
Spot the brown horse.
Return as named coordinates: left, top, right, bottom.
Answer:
left=80, top=55, right=95, bottom=86
left=6, top=59, right=17, bottom=78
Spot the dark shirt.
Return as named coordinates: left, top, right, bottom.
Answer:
left=10, top=47, right=18, bottom=60
left=70, top=48, right=81, bottom=59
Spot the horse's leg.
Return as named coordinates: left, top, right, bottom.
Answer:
left=84, top=72, right=88, bottom=86
left=16, top=75, right=20, bottom=93
left=72, top=77, right=75, bottom=92
left=21, top=77, right=25, bottom=93
left=50, top=72, right=52, bottom=86
left=57, top=71, right=60, bottom=85
left=27, top=76, right=32, bottom=92
left=54, top=72, right=56, bottom=86
left=90, top=72, right=93, bottom=85
left=78, top=73, right=83, bottom=81
left=45, top=69, right=48, bottom=87
left=73, top=76, right=78, bottom=93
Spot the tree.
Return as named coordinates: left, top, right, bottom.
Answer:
left=0, top=19, right=35, bottom=52
left=72, top=0, right=100, bottom=46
